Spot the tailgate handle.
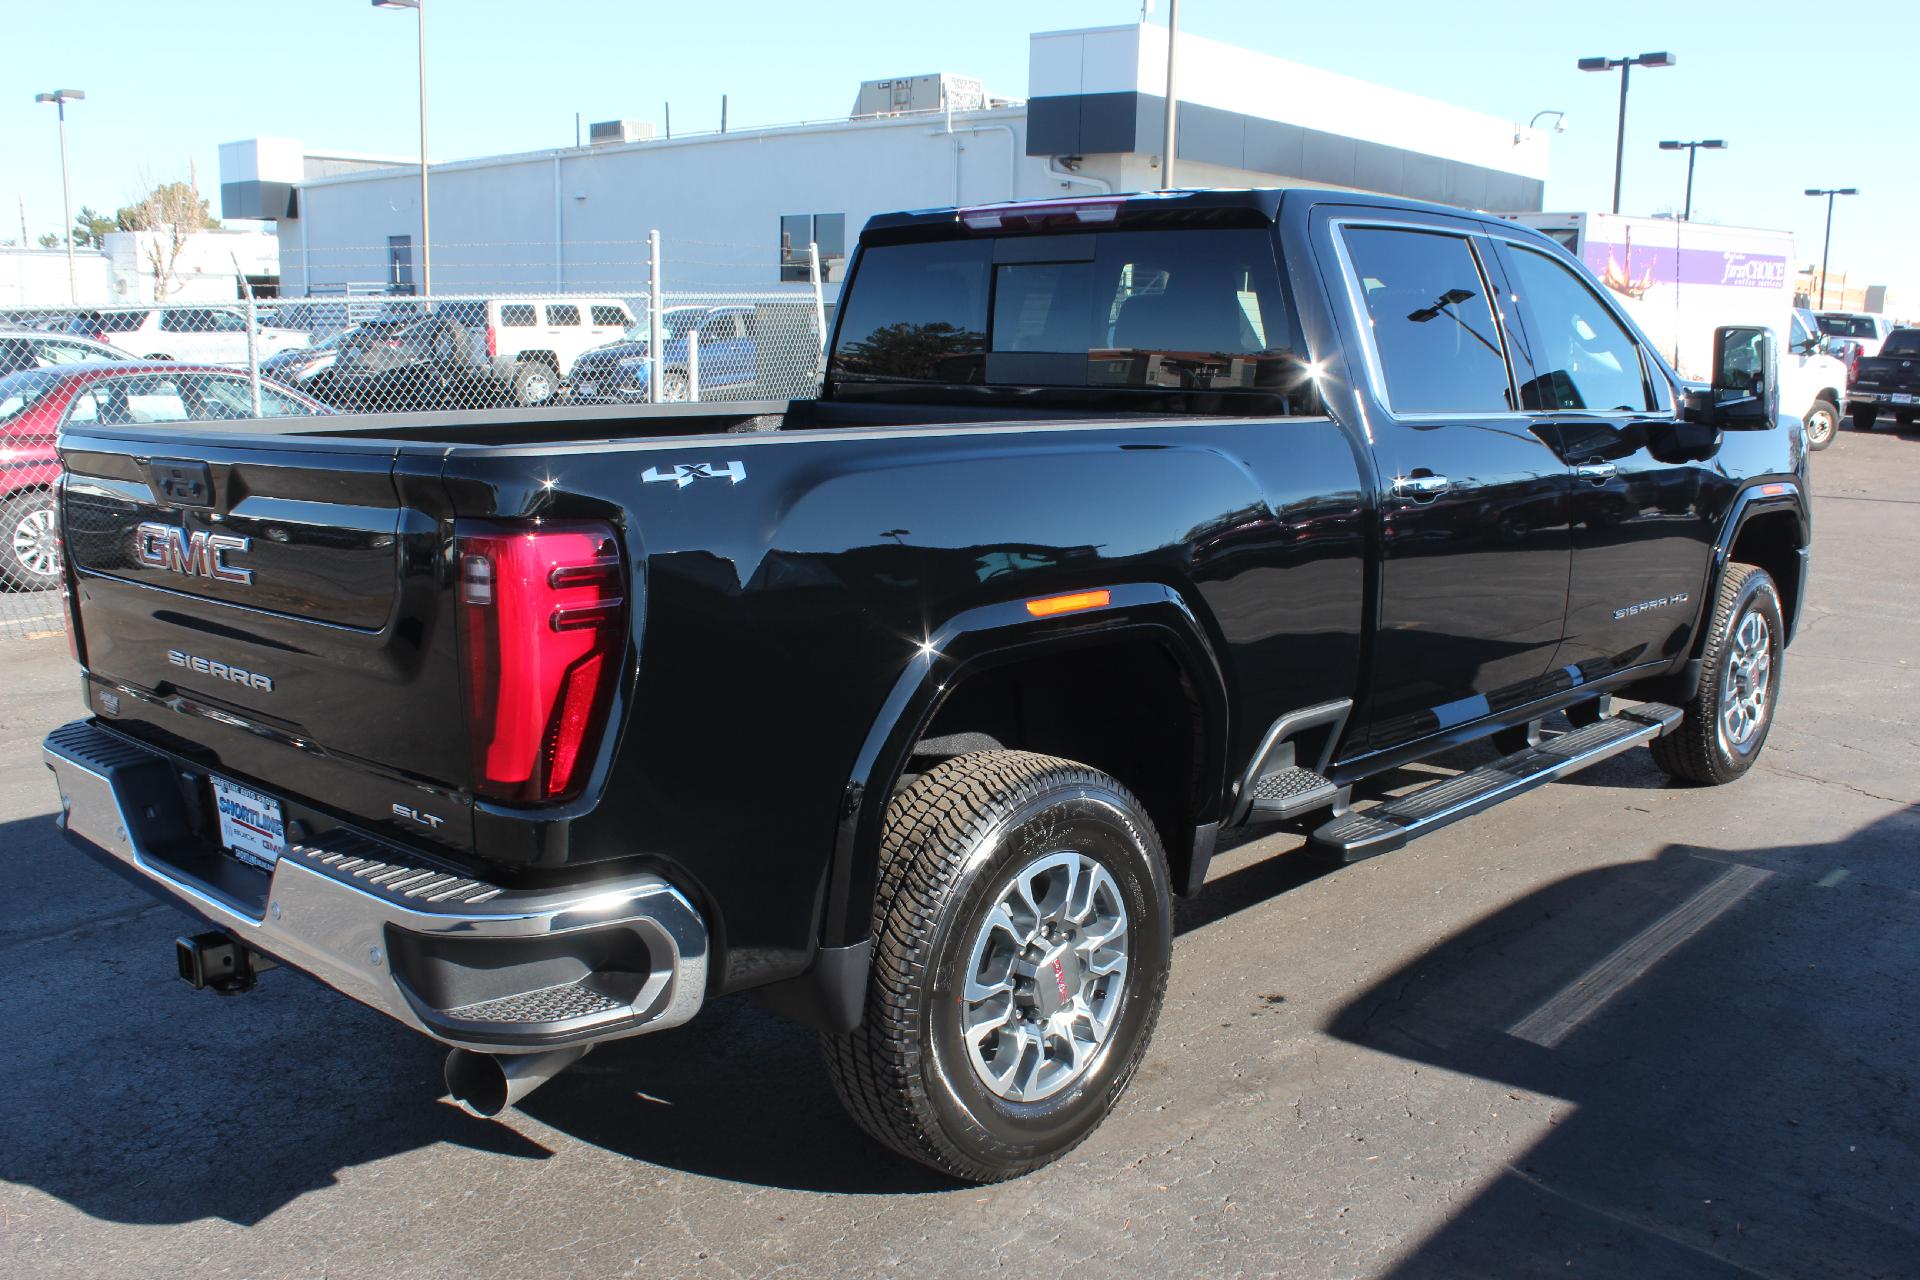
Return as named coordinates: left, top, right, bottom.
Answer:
left=150, top=459, right=216, bottom=508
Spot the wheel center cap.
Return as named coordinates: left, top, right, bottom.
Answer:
left=1031, top=943, right=1080, bottom=1018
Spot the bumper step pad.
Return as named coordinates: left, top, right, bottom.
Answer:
left=1246, top=765, right=1342, bottom=822
left=1310, top=703, right=1683, bottom=862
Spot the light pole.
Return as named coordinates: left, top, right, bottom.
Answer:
left=1577, top=52, right=1675, bottom=215
left=1658, top=138, right=1725, bottom=221
left=1161, top=0, right=1181, bottom=189
left=1804, top=187, right=1858, bottom=309
left=33, top=89, right=85, bottom=304
left=373, top=0, right=430, bottom=297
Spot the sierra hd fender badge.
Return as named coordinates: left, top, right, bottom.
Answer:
left=642, top=460, right=746, bottom=488
left=1614, top=592, right=1690, bottom=621
left=136, top=521, right=253, bottom=585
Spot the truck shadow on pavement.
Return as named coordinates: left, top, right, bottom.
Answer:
left=9, top=752, right=1900, bottom=1219
left=1325, top=805, right=1920, bottom=1278
left=0, top=811, right=557, bottom=1227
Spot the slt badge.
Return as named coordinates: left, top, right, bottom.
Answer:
left=642, top=460, right=746, bottom=489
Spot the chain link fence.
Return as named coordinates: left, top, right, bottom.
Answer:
left=0, top=234, right=831, bottom=638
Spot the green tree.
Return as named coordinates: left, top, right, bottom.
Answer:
left=36, top=232, right=60, bottom=249
left=72, top=206, right=116, bottom=248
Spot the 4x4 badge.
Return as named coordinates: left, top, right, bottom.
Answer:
left=643, top=460, right=746, bottom=488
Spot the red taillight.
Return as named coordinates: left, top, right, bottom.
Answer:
left=455, top=519, right=626, bottom=803
left=485, top=325, right=498, bottom=359
left=90, top=331, right=106, bottom=343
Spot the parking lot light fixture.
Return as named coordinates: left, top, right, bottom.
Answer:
left=1804, top=187, right=1860, bottom=309
left=372, top=0, right=429, bottom=296
left=1658, top=138, right=1726, bottom=221
left=1579, top=53, right=1676, bottom=214
left=33, top=89, right=85, bottom=304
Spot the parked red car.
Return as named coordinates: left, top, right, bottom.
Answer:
left=0, top=362, right=329, bottom=591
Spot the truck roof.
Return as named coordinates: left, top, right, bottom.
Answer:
left=861, top=186, right=1535, bottom=243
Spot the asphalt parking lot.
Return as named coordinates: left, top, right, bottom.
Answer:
left=1, top=421, right=1915, bottom=1279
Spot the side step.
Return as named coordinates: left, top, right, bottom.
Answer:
left=1246, top=765, right=1343, bottom=822
left=1309, top=702, right=1683, bottom=863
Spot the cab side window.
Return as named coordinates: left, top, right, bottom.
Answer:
left=1504, top=246, right=1653, bottom=413
left=1341, top=227, right=1513, bottom=414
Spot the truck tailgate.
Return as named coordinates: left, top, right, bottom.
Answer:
left=58, top=429, right=473, bottom=849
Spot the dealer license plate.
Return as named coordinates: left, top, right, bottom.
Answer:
left=211, top=776, right=286, bottom=871
left=1892, top=393, right=1915, bottom=406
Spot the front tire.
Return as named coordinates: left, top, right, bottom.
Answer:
left=822, top=751, right=1173, bottom=1183
left=1650, top=563, right=1783, bottom=785
left=1804, top=397, right=1838, bottom=450
left=1, top=491, right=60, bottom=592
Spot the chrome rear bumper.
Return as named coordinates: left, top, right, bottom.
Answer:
left=43, top=719, right=708, bottom=1053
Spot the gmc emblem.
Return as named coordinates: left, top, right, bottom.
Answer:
left=135, top=521, right=253, bottom=585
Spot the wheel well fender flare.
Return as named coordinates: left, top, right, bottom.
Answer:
left=820, top=582, right=1230, bottom=950
left=1692, top=480, right=1809, bottom=661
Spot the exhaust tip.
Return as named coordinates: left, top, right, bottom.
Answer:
left=444, top=1044, right=591, bottom=1119
left=444, top=1048, right=511, bottom=1118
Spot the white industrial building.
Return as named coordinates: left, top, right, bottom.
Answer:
left=1, top=227, right=280, bottom=310
left=223, top=23, right=1556, bottom=300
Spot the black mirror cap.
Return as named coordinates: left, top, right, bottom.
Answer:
left=1704, top=324, right=1779, bottom=429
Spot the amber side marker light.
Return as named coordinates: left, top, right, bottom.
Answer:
left=1758, top=483, right=1791, bottom=497
left=1025, top=589, right=1112, bottom=618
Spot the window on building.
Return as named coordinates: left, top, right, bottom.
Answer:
left=387, top=235, right=415, bottom=294
left=546, top=304, right=581, bottom=326
left=1340, top=227, right=1514, bottom=415
left=780, top=213, right=848, bottom=283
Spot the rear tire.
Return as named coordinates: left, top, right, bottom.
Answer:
left=1650, top=563, right=1782, bottom=786
left=1852, top=406, right=1878, bottom=431
left=821, top=751, right=1172, bottom=1183
left=0, top=491, right=60, bottom=592
left=1804, top=397, right=1838, bottom=450
left=1898, top=412, right=1917, bottom=431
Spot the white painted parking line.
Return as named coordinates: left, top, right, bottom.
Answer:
left=1509, top=863, right=1774, bottom=1049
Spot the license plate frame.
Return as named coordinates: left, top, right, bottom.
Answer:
left=210, top=775, right=286, bottom=871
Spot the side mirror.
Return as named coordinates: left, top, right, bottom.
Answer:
left=1684, top=325, right=1777, bottom=430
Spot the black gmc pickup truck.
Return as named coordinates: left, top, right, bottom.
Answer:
left=1847, top=325, right=1920, bottom=430
left=44, top=188, right=1810, bottom=1182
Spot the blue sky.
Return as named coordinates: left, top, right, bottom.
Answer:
left=4, top=0, right=1913, bottom=297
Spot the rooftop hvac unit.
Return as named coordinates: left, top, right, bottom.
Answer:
left=588, top=119, right=656, bottom=146
left=851, top=74, right=987, bottom=119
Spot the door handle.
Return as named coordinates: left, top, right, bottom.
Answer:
left=1574, top=462, right=1618, bottom=484
left=1392, top=473, right=1451, bottom=500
